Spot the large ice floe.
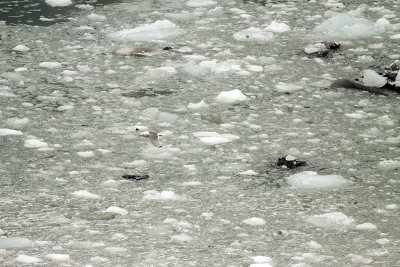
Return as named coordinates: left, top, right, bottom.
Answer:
left=286, top=171, right=350, bottom=189
left=313, top=13, right=399, bottom=38
left=194, top=132, right=240, bottom=145
left=109, top=20, right=186, bottom=42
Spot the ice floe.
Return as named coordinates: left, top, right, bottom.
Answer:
left=12, top=45, right=30, bottom=52
left=24, top=138, right=49, bottom=149
left=362, top=70, right=387, bottom=87
left=0, top=128, right=23, bottom=136
left=143, top=190, right=185, bottom=201
left=39, top=61, right=62, bottom=69
left=356, top=223, right=377, bottom=230
left=16, top=255, right=42, bottom=264
left=71, top=190, right=100, bottom=199
left=0, top=237, right=33, bottom=249
left=77, top=151, right=95, bottom=158
left=46, top=254, right=70, bottom=261
left=141, top=107, right=178, bottom=123
left=187, top=100, right=209, bottom=110
left=378, top=160, right=400, bottom=170
left=242, top=217, right=266, bottom=226
left=109, top=20, right=186, bottom=42
left=264, top=21, right=291, bottom=33
left=306, top=212, right=354, bottom=229
left=45, top=0, right=72, bottom=7
left=104, top=206, right=128, bottom=216
left=275, top=82, right=303, bottom=93
left=233, top=27, right=274, bottom=43
left=194, top=131, right=240, bottom=145
left=286, top=171, right=349, bottom=189
left=216, top=89, right=248, bottom=104
left=186, top=0, right=216, bottom=7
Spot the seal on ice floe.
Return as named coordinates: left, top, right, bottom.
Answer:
left=303, top=41, right=340, bottom=58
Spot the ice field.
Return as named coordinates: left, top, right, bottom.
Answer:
left=0, top=0, right=400, bottom=266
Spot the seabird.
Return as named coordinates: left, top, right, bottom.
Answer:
left=136, top=128, right=162, bottom=148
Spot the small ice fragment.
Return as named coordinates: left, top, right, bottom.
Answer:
left=77, top=151, right=95, bottom=158
left=0, top=128, right=23, bottom=136
left=264, top=21, right=291, bottom=32
left=104, top=206, right=128, bottom=216
left=307, top=240, right=323, bottom=250
left=306, top=212, right=354, bottom=229
left=16, top=255, right=42, bottom=264
left=385, top=204, right=398, bottom=210
left=193, top=132, right=240, bottom=145
left=186, top=0, right=216, bottom=7
left=363, top=70, right=387, bottom=87
left=356, top=223, right=377, bottom=230
left=275, top=82, right=303, bottom=93
left=87, top=13, right=106, bottom=21
left=39, top=62, right=62, bottom=69
left=187, top=100, right=209, bottom=110
left=71, top=190, right=100, bottom=199
left=0, top=238, right=33, bottom=249
left=233, top=27, right=274, bottom=43
left=24, top=138, right=48, bottom=149
left=45, top=0, right=72, bottom=7
left=12, top=45, right=30, bottom=52
left=143, top=190, right=185, bottom=201
left=216, top=89, right=248, bottom=104
left=238, top=170, right=259, bottom=176
left=376, top=238, right=390, bottom=245
left=46, top=254, right=70, bottom=261
left=378, top=160, right=400, bottom=170
left=286, top=171, right=349, bottom=189
left=171, top=233, right=193, bottom=242
left=242, top=217, right=266, bottom=226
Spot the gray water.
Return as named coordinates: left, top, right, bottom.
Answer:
left=1, top=0, right=400, bottom=266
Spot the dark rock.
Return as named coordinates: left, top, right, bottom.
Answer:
left=277, top=156, right=307, bottom=169
left=122, top=174, right=149, bottom=181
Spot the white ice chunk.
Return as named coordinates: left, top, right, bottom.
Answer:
left=233, top=27, right=274, bottom=43
left=12, top=45, right=30, bottom=52
left=378, top=160, right=400, bottom=170
left=104, top=206, right=128, bottom=216
left=187, top=100, right=209, bottom=110
left=109, top=20, right=186, bottom=42
left=313, top=13, right=386, bottom=38
left=356, top=223, right=377, bottom=230
left=362, top=69, right=387, bottom=87
left=16, top=255, right=42, bottom=264
left=385, top=204, right=398, bottom=210
left=46, top=254, right=70, bottom=261
left=242, top=217, right=266, bottom=226
left=0, top=128, right=23, bottom=136
left=304, top=43, right=326, bottom=54
left=286, top=171, right=349, bottom=189
left=39, top=62, right=62, bottom=69
left=216, top=89, right=248, bottom=104
left=306, top=212, right=354, bottom=229
left=143, top=190, right=185, bottom=201
left=45, top=0, right=72, bottom=7
left=87, top=13, right=106, bottom=21
left=193, top=131, right=240, bottom=145
left=275, top=82, right=303, bottom=93
left=24, top=138, right=48, bottom=149
left=171, top=233, right=193, bottom=242
left=264, top=21, right=291, bottom=32
left=0, top=238, right=33, bottom=249
left=186, top=0, right=216, bottom=7
left=77, top=151, right=95, bottom=158
left=71, top=190, right=100, bottom=199
left=238, top=170, right=259, bottom=176
left=307, top=241, right=323, bottom=250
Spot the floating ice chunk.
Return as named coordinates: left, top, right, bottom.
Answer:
left=187, top=100, right=209, bottom=110
left=46, top=254, right=70, bottom=261
left=142, top=146, right=176, bottom=160
left=16, top=255, right=42, bottom=263
left=71, top=190, right=100, bottom=199
left=275, top=82, right=303, bottom=93
left=313, top=13, right=386, bottom=38
left=390, top=34, right=400, bottom=40
left=264, top=21, right=291, bottom=32
left=12, top=45, right=30, bottom=52
left=193, top=131, right=240, bottom=145
left=77, top=151, right=94, bottom=158
left=252, top=256, right=273, bottom=264
left=233, top=27, right=274, bottom=43
left=216, top=89, right=248, bottom=104
left=376, top=238, right=389, bottom=245
left=24, top=138, right=48, bottom=149
left=87, top=13, right=106, bottom=21
left=286, top=171, right=349, bottom=189
left=141, top=108, right=178, bottom=123
left=183, top=181, right=202, bottom=186
left=45, top=0, right=72, bottom=7
left=183, top=62, right=212, bottom=78
left=143, top=190, right=185, bottom=201
left=307, top=241, right=323, bottom=250
left=385, top=204, right=398, bottom=210
left=141, top=66, right=177, bottom=80
left=76, top=4, right=94, bottom=10
left=183, top=60, right=235, bottom=78
left=0, top=238, right=33, bottom=249
left=104, top=206, right=128, bottom=216
left=186, top=0, right=216, bottom=7
left=39, top=62, right=62, bottom=69
left=171, top=233, right=193, bottom=242
left=243, top=217, right=266, bottom=226
left=125, top=159, right=148, bottom=167
left=306, top=212, right=354, bottom=229
left=0, top=128, right=23, bottom=136
left=378, top=160, right=400, bottom=170
left=238, top=170, right=259, bottom=176
left=345, top=111, right=365, bottom=119
left=1, top=72, right=24, bottom=82
left=358, top=55, right=374, bottom=63
left=109, top=20, right=186, bottom=42
left=356, top=223, right=377, bottom=230
left=362, top=70, right=386, bottom=87
left=349, top=254, right=372, bottom=264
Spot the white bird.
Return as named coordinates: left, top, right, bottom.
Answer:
left=136, top=128, right=162, bottom=148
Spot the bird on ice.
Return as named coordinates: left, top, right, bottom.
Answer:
left=136, top=128, right=162, bottom=148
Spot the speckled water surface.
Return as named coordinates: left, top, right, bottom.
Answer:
left=0, top=0, right=399, bottom=266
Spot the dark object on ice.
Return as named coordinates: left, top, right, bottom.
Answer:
left=277, top=156, right=307, bottom=169
left=163, top=46, right=173, bottom=50
left=331, top=79, right=400, bottom=95
left=303, top=41, right=340, bottom=58
left=122, top=174, right=149, bottom=181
